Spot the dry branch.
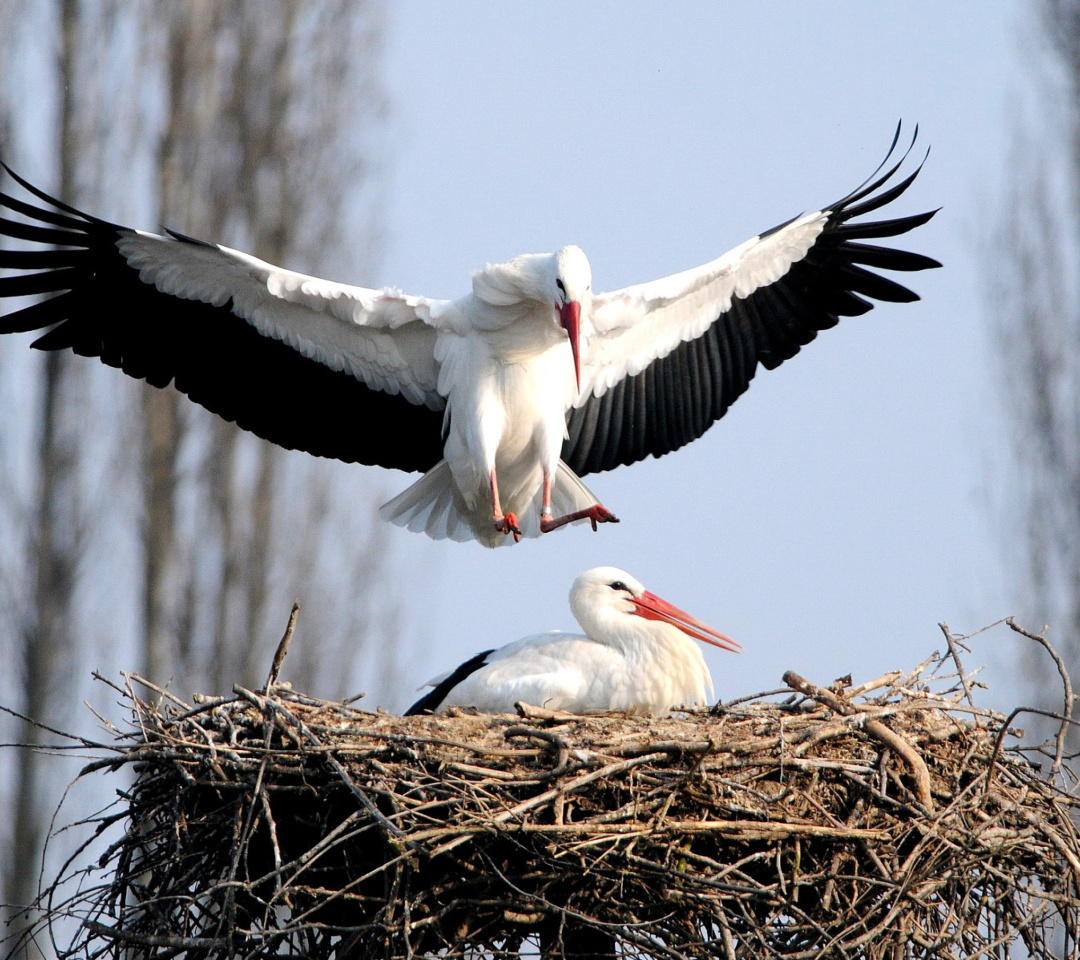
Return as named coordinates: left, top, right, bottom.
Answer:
left=11, top=646, right=1080, bottom=960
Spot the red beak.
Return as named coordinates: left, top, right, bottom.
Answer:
left=631, top=590, right=741, bottom=653
left=559, top=300, right=581, bottom=392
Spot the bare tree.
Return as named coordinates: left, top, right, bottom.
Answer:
left=138, top=0, right=393, bottom=697
left=3, top=4, right=91, bottom=946
left=993, top=0, right=1080, bottom=736
left=0, top=0, right=396, bottom=946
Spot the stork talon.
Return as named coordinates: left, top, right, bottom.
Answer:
left=495, top=512, right=521, bottom=542
left=586, top=504, right=619, bottom=531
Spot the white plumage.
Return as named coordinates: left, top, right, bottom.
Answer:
left=406, top=566, right=741, bottom=716
left=0, top=128, right=938, bottom=547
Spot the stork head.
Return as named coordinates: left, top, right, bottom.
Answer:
left=570, top=566, right=741, bottom=653
left=552, top=245, right=591, bottom=392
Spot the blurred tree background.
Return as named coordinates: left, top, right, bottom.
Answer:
left=992, top=0, right=1080, bottom=750
left=0, top=1, right=403, bottom=951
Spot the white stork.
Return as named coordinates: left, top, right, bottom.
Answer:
left=405, top=565, right=740, bottom=715
left=0, top=127, right=938, bottom=547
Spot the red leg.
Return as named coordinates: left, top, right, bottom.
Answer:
left=539, top=470, right=618, bottom=533
left=541, top=472, right=554, bottom=519
left=490, top=469, right=520, bottom=542
left=540, top=503, right=619, bottom=533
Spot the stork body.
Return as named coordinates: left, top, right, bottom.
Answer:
left=406, top=566, right=740, bottom=715
left=0, top=128, right=939, bottom=547
left=390, top=248, right=608, bottom=544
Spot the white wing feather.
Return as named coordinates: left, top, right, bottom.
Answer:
left=117, top=231, right=450, bottom=409
left=437, top=632, right=619, bottom=712
left=580, top=211, right=828, bottom=402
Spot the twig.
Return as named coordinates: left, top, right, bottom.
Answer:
left=514, top=701, right=580, bottom=723
left=984, top=705, right=1080, bottom=796
left=845, top=670, right=904, bottom=698
left=410, top=819, right=886, bottom=841
left=121, top=672, right=190, bottom=709
left=939, top=622, right=975, bottom=707
left=427, top=753, right=669, bottom=857
left=264, top=601, right=301, bottom=693
left=234, top=685, right=414, bottom=848
left=783, top=670, right=936, bottom=813
left=1006, top=618, right=1075, bottom=776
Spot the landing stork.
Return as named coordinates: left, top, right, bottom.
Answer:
left=0, top=127, right=938, bottom=546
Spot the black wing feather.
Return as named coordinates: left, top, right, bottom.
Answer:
left=563, top=129, right=940, bottom=476
left=0, top=173, right=445, bottom=474
left=838, top=209, right=937, bottom=240
left=0, top=214, right=81, bottom=247
left=844, top=241, right=939, bottom=272
left=836, top=263, right=920, bottom=303
left=0, top=247, right=85, bottom=269
left=405, top=649, right=496, bottom=715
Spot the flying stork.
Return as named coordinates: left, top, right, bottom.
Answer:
left=0, top=127, right=939, bottom=547
left=405, top=565, right=740, bottom=715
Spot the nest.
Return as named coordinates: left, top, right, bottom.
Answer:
left=20, top=625, right=1080, bottom=960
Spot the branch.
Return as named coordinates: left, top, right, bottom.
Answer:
left=264, top=600, right=301, bottom=693
left=1006, top=618, right=1075, bottom=776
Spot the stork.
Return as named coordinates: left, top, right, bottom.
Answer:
left=405, top=566, right=740, bottom=716
left=0, top=127, right=938, bottom=546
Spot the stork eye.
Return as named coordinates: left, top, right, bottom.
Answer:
left=555, top=278, right=565, bottom=292
left=609, top=580, right=628, bottom=592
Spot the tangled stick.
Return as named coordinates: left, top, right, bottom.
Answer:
left=782, top=670, right=936, bottom=813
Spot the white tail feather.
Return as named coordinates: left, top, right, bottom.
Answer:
left=379, top=459, right=602, bottom=548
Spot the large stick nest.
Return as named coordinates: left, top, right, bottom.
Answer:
left=21, top=627, right=1080, bottom=959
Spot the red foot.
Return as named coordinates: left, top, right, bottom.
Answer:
left=495, top=512, right=521, bottom=542
left=584, top=504, right=619, bottom=531
left=540, top=504, right=620, bottom=534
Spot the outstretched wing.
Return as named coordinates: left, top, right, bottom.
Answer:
left=563, top=127, right=940, bottom=476
left=0, top=166, right=447, bottom=473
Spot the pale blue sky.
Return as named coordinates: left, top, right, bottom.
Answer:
left=370, top=2, right=1030, bottom=707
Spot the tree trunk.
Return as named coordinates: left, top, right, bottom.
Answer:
left=3, top=3, right=83, bottom=946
